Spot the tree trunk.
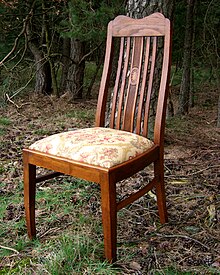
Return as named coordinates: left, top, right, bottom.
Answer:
left=26, top=8, right=52, bottom=95
left=60, top=37, right=71, bottom=94
left=42, top=0, right=58, bottom=97
left=86, top=59, right=102, bottom=99
left=126, top=0, right=175, bottom=19
left=65, top=39, right=85, bottom=99
left=202, top=0, right=220, bottom=127
left=27, top=37, right=52, bottom=95
left=178, top=0, right=195, bottom=115
left=126, top=0, right=175, bottom=118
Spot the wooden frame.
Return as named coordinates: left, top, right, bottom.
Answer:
left=23, top=13, right=171, bottom=262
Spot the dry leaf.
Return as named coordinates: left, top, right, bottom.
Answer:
left=207, top=204, right=216, bottom=225
left=148, top=190, right=157, bottom=200
left=129, top=261, right=142, bottom=271
left=212, top=257, right=220, bottom=268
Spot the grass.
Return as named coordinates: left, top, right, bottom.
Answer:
left=0, top=232, right=118, bottom=274
left=166, top=116, right=190, bottom=132
left=0, top=117, right=11, bottom=135
left=0, top=117, right=11, bottom=126
left=0, top=258, right=34, bottom=274
left=0, top=165, right=5, bottom=174
left=0, top=176, right=119, bottom=274
left=66, top=108, right=95, bottom=122
left=36, top=233, right=118, bottom=274
left=33, top=129, right=51, bottom=136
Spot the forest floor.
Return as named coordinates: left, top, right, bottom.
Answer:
left=0, top=88, right=219, bottom=274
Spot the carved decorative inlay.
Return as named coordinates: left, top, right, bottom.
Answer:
left=130, top=67, right=139, bottom=85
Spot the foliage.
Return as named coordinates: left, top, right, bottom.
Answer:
left=172, top=2, right=186, bottom=68
left=64, top=0, right=125, bottom=43
left=0, top=0, right=125, bottom=99
left=0, top=3, right=20, bottom=60
left=201, top=0, right=220, bottom=86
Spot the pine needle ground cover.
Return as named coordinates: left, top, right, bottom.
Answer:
left=0, top=91, right=219, bottom=274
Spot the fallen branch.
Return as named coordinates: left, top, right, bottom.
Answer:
left=5, top=93, right=20, bottom=108
left=8, top=74, right=34, bottom=100
left=155, top=233, right=219, bottom=254
left=0, top=245, right=19, bottom=255
left=38, top=227, right=61, bottom=238
left=186, top=165, right=220, bottom=176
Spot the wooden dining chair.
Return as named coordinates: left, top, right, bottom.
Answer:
left=23, top=12, right=171, bottom=263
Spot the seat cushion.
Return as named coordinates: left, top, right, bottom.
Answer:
left=29, top=127, right=154, bottom=168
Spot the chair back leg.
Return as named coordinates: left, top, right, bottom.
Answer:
left=154, top=158, right=168, bottom=223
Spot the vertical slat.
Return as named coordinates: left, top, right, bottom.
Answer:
left=136, top=37, right=151, bottom=135
left=115, top=37, right=131, bottom=129
left=130, top=37, right=144, bottom=132
left=122, top=37, right=144, bottom=132
left=110, top=38, right=125, bottom=128
left=143, top=36, right=157, bottom=137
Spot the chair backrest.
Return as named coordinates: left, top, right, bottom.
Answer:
left=95, top=13, right=171, bottom=145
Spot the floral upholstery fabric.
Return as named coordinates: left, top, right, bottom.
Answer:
left=29, top=127, right=154, bottom=168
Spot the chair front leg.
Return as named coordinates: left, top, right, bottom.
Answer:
left=100, top=174, right=117, bottom=263
left=154, top=158, right=168, bottom=224
left=23, top=158, right=37, bottom=239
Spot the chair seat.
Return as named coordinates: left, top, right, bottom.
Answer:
left=29, top=127, right=154, bottom=168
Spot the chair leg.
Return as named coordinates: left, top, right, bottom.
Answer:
left=100, top=174, right=117, bottom=263
left=154, top=158, right=168, bottom=224
left=23, top=159, right=36, bottom=239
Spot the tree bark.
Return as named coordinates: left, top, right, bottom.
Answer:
left=27, top=32, right=52, bottom=95
left=126, top=0, right=174, bottom=19
left=126, top=0, right=175, bottom=118
left=65, top=39, right=85, bottom=99
left=26, top=4, right=52, bottom=95
left=178, top=0, right=195, bottom=115
left=60, top=37, right=71, bottom=94
left=42, top=0, right=59, bottom=97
